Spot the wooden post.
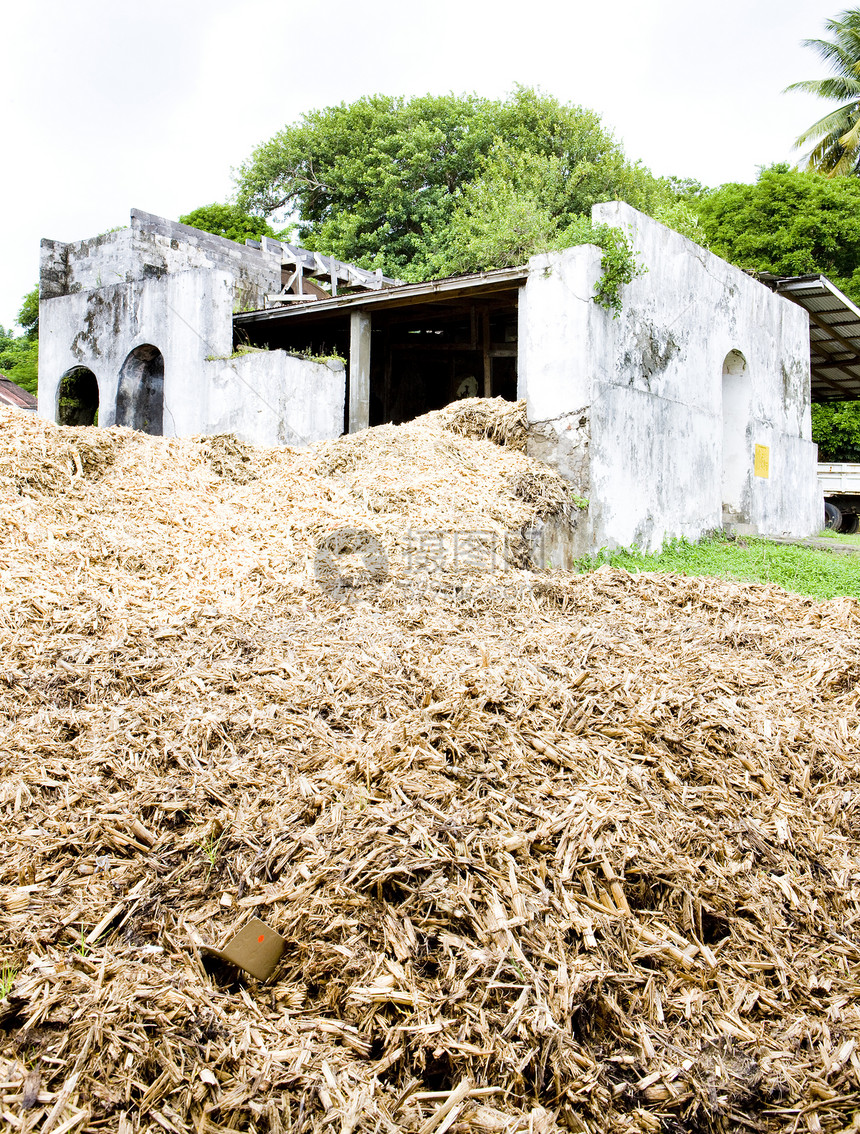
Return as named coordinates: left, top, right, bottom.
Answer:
left=349, top=311, right=371, bottom=433
left=482, top=310, right=492, bottom=397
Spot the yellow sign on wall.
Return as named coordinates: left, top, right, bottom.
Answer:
left=754, top=444, right=770, bottom=479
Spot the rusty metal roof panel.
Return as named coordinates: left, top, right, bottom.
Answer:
left=0, top=377, right=38, bottom=411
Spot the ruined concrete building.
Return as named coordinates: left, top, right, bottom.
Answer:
left=39, top=203, right=860, bottom=554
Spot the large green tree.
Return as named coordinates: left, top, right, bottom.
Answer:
left=0, top=287, right=39, bottom=396
left=695, top=164, right=860, bottom=304
left=234, top=87, right=687, bottom=282
left=430, top=143, right=707, bottom=282
left=179, top=203, right=276, bottom=245
left=786, top=8, right=860, bottom=175
left=812, top=400, right=860, bottom=460
left=236, top=91, right=498, bottom=279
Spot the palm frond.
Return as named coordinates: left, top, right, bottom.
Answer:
left=798, top=34, right=857, bottom=76
left=785, top=76, right=860, bottom=100
left=793, top=103, right=859, bottom=146
left=800, top=132, right=857, bottom=176
left=789, top=11, right=860, bottom=175
left=839, top=115, right=860, bottom=149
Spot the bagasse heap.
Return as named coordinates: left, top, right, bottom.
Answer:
left=0, top=405, right=859, bottom=1134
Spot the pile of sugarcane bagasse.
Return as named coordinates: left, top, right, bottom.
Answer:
left=1, top=400, right=859, bottom=1134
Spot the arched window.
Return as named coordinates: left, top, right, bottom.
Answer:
left=721, top=350, right=750, bottom=522
left=116, top=345, right=164, bottom=435
left=57, top=366, right=99, bottom=426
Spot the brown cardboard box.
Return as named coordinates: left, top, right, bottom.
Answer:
left=202, top=917, right=286, bottom=981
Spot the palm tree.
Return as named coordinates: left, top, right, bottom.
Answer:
left=786, top=8, right=860, bottom=175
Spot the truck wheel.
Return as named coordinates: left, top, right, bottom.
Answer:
left=825, top=501, right=842, bottom=530
left=840, top=512, right=859, bottom=535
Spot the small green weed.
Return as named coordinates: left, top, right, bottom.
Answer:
left=206, top=345, right=271, bottom=362
left=207, top=344, right=345, bottom=366
left=291, top=348, right=347, bottom=366
left=0, top=964, right=17, bottom=998
left=198, top=826, right=227, bottom=877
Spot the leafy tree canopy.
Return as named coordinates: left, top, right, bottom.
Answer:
left=695, top=164, right=860, bottom=304
left=235, top=86, right=695, bottom=284
left=0, top=286, right=39, bottom=396
left=695, top=166, right=860, bottom=445
left=812, top=399, right=860, bottom=461
left=179, top=203, right=276, bottom=245
left=16, top=287, right=39, bottom=339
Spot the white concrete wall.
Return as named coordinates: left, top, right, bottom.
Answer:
left=40, top=268, right=233, bottom=433
left=518, top=245, right=601, bottom=492
left=40, top=229, right=137, bottom=299
left=521, top=203, right=821, bottom=551
left=39, top=267, right=344, bottom=448
left=129, top=211, right=281, bottom=311
left=40, top=209, right=282, bottom=311
left=203, top=352, right=344, bottom=447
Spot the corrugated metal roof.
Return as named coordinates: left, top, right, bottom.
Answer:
left=772, top=275, right=860, bottom=402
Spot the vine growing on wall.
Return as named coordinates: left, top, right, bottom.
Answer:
left=582, top=222, right=645, bottom=315
left=546, top=216, right=645, bottom=315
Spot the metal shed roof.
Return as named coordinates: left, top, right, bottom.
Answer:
left=771, top=275, right=860, bottom=402
left=233, top=265, right=529, bottom=328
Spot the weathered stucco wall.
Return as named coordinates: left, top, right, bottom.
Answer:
left=40, top=209, right=281, bottom=312
left=520, top=203, right=820, bottom=550
left=39, top=267, right=343, bottom=448
left=518, top=244, right=600, bottom=495
left=40, top=268, right=233, bottom=432
left=203, top=352, right=345, bottom=448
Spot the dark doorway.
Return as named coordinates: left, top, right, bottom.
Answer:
left=58, top=367, right=99, bottom=426
left=116, top=345, right=164, bottom=434
left=370, top=302, right=518, bottom=425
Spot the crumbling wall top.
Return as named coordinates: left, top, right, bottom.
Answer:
left=40, top=209, right=282, bottom=311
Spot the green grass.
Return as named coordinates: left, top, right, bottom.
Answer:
left=817, top=529, right=860, bottom=549
left=578, top=535, right=860, bottom=601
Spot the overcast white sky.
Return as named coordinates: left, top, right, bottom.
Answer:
left=0, top=0, right=844, bottom=327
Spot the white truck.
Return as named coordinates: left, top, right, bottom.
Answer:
left=820, top=463, right=860, bottom=534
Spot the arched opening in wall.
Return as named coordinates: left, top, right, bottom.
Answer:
left=116, top=345, right=164, bottom=435
left=721, top=349, right=751, bottom=523
left=58, top=367, right=99, bottom=426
